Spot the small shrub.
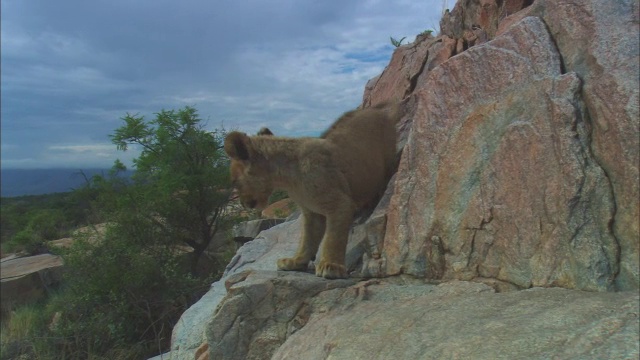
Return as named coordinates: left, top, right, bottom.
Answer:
left=420, top=29, right=434, bottom=37
left=390, top=36, right=407, bottom=47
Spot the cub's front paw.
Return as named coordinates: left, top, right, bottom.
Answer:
left=277, top=257, right=309, bottom=272
left=315, top=261, right=347, bottom=279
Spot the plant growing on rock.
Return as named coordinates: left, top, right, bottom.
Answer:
left=390, top=36, right=407, bottom=47
left=420, top=29, right=434, bottom=37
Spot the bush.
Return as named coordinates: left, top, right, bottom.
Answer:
left=2, top=208, right=71, bottom=255
left=44, top=223, right=213, bottom=359
left=1, top=192, right=228, bottom=359
left=5, top=229, right=39, bottom=254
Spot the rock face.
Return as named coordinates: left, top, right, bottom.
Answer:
left=167, top=1, right=639, bottom=359
left=440, top=0, right=535, bottom=44
left=364, top=0, right=639, bottom=292
left=379, top=16, right=619, bottom=291
left=497, top=0, right=640, bottom=295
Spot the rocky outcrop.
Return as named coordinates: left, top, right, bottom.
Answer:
left=167, top=0, right=639, bottom=359
left=496, top=0, right=640, bottom=294
left=440, top=0, right=534, bottom=45
left=168, top=219, right=303, bottom=359
left=274, top=280, right=639, bottom=359
left=377, top=16, right=618, bottom=291
left=364, top=0, right=639, bottom=292
left=48, top=223, right=107, bottom=249
left=170, top=229, right=639, bottom=360
left=207, top=271, right=355, bottom=360
left=1, top=225, right=105, bottom=315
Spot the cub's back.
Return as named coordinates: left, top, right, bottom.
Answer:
left=322, top=105, right=399, bottom=207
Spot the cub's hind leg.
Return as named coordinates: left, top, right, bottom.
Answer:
left=315, top=200, right=355, bottom=279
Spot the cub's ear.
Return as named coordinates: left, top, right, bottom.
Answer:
left=257, top=127, right=274, bottom=136
left=224, top=131, right=252, bottom=161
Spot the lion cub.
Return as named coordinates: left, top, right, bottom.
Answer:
left=224, top=103, right=399, bottom=278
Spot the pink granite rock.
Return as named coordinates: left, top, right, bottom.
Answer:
left=379, top=17, right=620, bottom=291
left=496, top=0, right=640, bottom=292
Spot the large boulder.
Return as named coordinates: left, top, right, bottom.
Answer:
left=274, top=280, right=639, bottom=360
left=168, top=212, right=378, bottom=360
left=168, top=219, right=303, bottom=359
left=495, top=0, right=640, bottom=292
left=377, top=16, right=621, bottom=291
left=367, top=1, right=639, bottom=291
left=369, top=1, right=639, bottom=290
left=171, top=237, right=639, bottom=360
left=206, top=271, right=355, bottom=360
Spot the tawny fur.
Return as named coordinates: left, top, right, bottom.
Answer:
left=224, top=103, right=400, bottom=279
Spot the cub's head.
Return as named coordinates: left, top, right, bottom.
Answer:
left=257, top=127, right=274, bottom=136
left=224, top=131, right=273, bottom=210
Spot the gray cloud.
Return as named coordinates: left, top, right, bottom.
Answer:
left=1, top=0, right=451, bottom=169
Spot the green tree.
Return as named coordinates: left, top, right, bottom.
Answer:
left=109, top=106, right=233, bottom=275
left=31, top=106, right=237, bottom=358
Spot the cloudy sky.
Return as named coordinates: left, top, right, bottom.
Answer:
left=2, top=0, right=451, bottom=169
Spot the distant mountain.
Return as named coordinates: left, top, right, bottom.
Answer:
left=1, top=169, right=128, bottom=197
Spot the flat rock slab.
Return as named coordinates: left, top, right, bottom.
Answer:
left=274, top=281, right=640, bottom=360
left=1, top=254, right=63, bottom=280
left=1, top=254, right=64, bottom=314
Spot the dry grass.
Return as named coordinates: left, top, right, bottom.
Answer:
left=1, top=304, right=48, bottom=359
